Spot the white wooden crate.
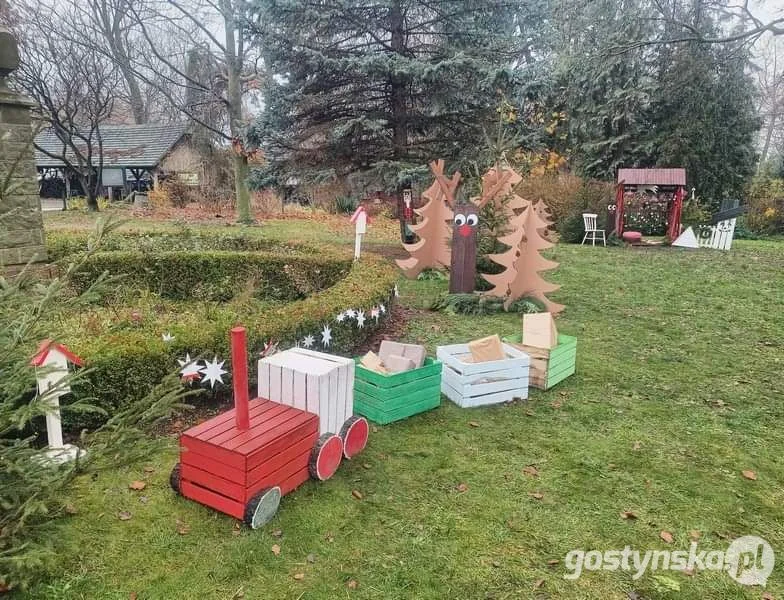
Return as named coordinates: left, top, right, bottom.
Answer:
left=436, top=343, right=529, bottom=408
left=258, top=348, right=355, bottom=435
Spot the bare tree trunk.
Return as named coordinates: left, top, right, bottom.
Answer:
left=223, top=1, right=253, bottom=223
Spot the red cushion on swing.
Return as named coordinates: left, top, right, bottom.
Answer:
left=622, top=231, right=642, bottom=243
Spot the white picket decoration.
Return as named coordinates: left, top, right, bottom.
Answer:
left=698, top=218, right=736, bottom=251
left=436, top=343, right=529, bottom=408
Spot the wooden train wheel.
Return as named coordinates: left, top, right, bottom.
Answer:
left=339, top=416, right=369, bottom=459
left=170, top=463, right=182, bottom=494
left=244, top=486, right=281, bottom=529
left=309, top=433, right=343, bottom=481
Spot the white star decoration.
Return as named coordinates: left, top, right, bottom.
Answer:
left=199, top=356, right=227, bottom=389
left=356, top=310, right=366, bottom=328
left=302, top=334, right=315, bottom=348
left=371, top=307, right=380, bottom=321
left=162, top=332, right=175, bottom=343
left=379, top=303, right=386, bottom=314
left=321, top=325, right=332, bottom=347
left=336, top=312, right=346, bottom=323
left=344, top=309, right=356, bottom=319
left=177, top=354, right=201, bottom=382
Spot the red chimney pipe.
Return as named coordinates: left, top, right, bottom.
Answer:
left=231, top=326, right=250, bottom=430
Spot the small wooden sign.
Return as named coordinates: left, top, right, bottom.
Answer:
left=523, top=313, right=558, bottom=349
left=468, top=334, right=506, bottom=363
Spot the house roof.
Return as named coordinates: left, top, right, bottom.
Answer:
left=30, top=339, right=85, bottom=367
left=617, top=168, right=686, bottom=186
left=35, top=124, right=188, bottom=170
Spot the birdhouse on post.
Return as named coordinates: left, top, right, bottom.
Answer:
left=350, top=206, right=368, bottom=260
left=30, top=340, right=85, bottom=463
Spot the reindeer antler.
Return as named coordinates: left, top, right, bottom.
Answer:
left=473, top=168, right=514, bottom=209
left=429, top=159, right=462, bottom=208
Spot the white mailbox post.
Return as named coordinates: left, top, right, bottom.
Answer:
left=30, top=340, right=85, bottom=463
left=350, top=206, right=368, bottom=260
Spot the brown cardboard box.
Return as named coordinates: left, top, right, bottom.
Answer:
left=522, top=313, right=558, bottom=349
left=468, top=334, right=506, bottom=362
left=379, top=341, right=426, bottom=368
left=385, top=354, right=417, bottom=373
left=360, top=351, right=388, bottom=374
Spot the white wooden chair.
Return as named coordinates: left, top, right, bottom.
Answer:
left=581, top=213, right=606, bottom=246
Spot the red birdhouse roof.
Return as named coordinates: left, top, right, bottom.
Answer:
left=350, top=206, right=368, bottom=223
left=30, top=340, right=85, bottom=367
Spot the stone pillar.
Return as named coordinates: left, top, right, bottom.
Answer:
left=0, top=29, right=47, bottom=267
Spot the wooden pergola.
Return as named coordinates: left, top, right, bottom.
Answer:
left=615, top=168, right=686, bottom=240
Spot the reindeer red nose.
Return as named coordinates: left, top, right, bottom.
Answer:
left=458, top=224, right=472, bottom=237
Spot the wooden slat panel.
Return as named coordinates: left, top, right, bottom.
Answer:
left=258, top=362, right=270, bottom=399
left=181, top=435, right=244, bottom=470
left=219, top=407, right=304, bottom=451
left=244, top=452, right=311, bottom=502
left=436, top=344, right=529, bottom=375
left=269, top=364, right=282, bottom=405
left=195, top=401, right=282, bottom=443
left=353, top=384, right=441, bottom=411
left=181, top=480, right=245, bottom=520
left=354, top=373, right=442, bottom=401
left=293, top=370, right=307, bottom=411
left=181, top=447, right=245, bottom=484
left=245, top=431, right=317, bottom=489
left=205, top=403, right=291, bottom=447
left=354, top=358, right=441, bottom=389
left=181, top=463, right=245, bottom=502
left=185, top=398, right=272, bottom=439
left=278, top=468, right=311, bottom=496
left=241, top=413, right=318, bottom=465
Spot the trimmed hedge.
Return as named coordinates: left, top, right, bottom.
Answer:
left=70, top=250, right=351, bottom=301
left=45, top=232, right=399, bottom=428
left=46, top=229, right=304, bottom=260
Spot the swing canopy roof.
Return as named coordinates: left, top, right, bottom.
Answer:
left=617, top=168, right=686, bottom=187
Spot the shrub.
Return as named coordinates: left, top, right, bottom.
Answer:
left=745, top=175, right=784, bottom=235
left=70, top=250, right=351, bottom=302
left=44, top=231, right=399, bottom=428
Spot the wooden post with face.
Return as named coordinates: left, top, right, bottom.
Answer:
left=449, top=195, right=480, bottom=294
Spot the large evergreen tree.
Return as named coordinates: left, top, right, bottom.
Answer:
left=247, top=0, right=548, bottom=190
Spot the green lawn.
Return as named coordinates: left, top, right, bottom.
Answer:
left=27, top=212, right=784, bottom=599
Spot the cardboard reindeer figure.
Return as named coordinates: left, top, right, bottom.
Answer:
left=427, top=163, right=514, bottom=294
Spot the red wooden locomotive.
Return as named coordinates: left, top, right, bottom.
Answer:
left=170, top=327, right=369, bottom=528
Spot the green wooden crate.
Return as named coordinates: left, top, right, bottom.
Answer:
left=502, top=333, right=576, bottom=390
left=353, top=357, right=442, bottom=424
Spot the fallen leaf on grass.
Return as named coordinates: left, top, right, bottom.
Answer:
left=620, top=511, right=638, bottom=520
left=307, top=553, right=316, bottom=564
left=324, top=532, right=334, bottom=543
left=293, top=573, right=305, bottom=581
left=271, top=544, right=281, bottom=556
left=118, top=511, right=132, bottom=521
left=547, top=559, right=559, bottom=566
left=684, top=568, right=694, bottom=577
left=271, top=529, right=283, bottom=538
left=347, top=579, right=358, bottom=589
left=525, top=410, right=535, bottom=417
left=660, top=531, right=674, bottom=544
left=522, top=466, right=539, bottom=477
left=362, top=463, right=371, bottom=469
left=176, top=519, right=190, bottom=535
left=64, top=504, right=78, bottom=515
left=689, top=530, right=700, bottom=541
left=550, top=400, right=562, bottom=409
left=491, top=560, right=501, bottom=568
left=529, top=492, right=544, bottom=500
left=143, top=466, right=155, bottom=474
left=533, top=579, right=545, bottom=590
left=762, top=592, right=774, bottom=600
left=742, top=470, right=757, bottom=481
left=129, top=481, right=146, bottom=491
left=456, top=483, right=469, bottom=493
left=468, top=421, right=480, bottom=428
left=632, top=441, right=642, bottom=450
left=352, top=489, right=363, bottom=500
left=129, top=593, right=137, bottom=600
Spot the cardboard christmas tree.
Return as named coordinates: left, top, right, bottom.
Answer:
left=396, top=160, right=457, bottom=278
left=533, top=199, right=554, bottom=236
left=482, top=204, right=564, bottom=314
